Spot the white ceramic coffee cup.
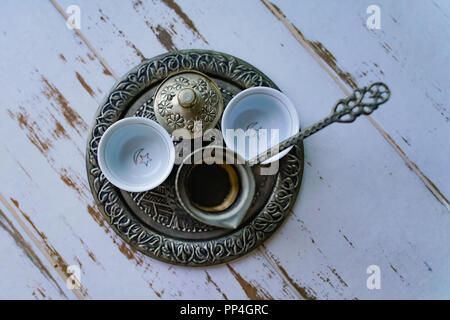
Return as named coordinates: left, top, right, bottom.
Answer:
left=221, top=87, right=299, bottom=164
left=97, top=117, right=175, bottom=192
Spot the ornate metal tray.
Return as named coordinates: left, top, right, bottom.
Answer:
left=86, top=49, right=304, bottom=266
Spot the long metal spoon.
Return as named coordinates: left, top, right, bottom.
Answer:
left=246, top=82, right=391, bottom=166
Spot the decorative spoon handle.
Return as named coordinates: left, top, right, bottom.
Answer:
left=247, top=82, right=391, bottom=166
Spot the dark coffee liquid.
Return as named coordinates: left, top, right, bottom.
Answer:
left=186, top=164, right=232, bottom=208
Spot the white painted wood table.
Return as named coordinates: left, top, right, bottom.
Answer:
left=0, top=0, right=449, bottom=300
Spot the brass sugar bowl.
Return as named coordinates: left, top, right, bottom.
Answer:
left=153, top=70, right=224, bottom=138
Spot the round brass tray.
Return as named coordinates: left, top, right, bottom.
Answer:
left=86, top=49, right=304, bottom=266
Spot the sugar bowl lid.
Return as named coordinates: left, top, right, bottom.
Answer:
left=153, top=70, right=223, bottom=138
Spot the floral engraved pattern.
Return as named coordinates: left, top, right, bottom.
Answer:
left=157, top=99, right=172, bottom=116
left=160, top=85, right=176, bottom=101
left=200, top=106, right=217, bottom=123
left=202, top=89, right=219, bottom=106
left=192, top=79, right=208, bottom=93
left=186, top=119, right=202, bottom=133
left=173, top=76, right=190, bottom=89
left=156, top=74, right=221, bottom=133
left=86, top=50, right=303, bottom=266
left=166, top=113, right=185, bottom=129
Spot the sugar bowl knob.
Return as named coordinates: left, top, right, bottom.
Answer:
left=178, top=88, right=197, bottom=108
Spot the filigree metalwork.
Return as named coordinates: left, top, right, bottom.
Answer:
left=86, top=50, right=304, bottom=266
left=249, top=82, right=390, bottom=165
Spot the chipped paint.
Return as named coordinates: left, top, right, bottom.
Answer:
left=390, top=264, right=406, bottom=283
left=59, top=172, right=148, bottom=267
left=369, top=122, right=450, bottom=211
left=225, top=264, right=273, bottom=300
left=303, top=37, right=357, bottom=89
left=37, top=287, right=47, bottom=299
left=148, top=23, right=177, bottom=52
left=119, top=29, right=146, bottom=61
left=423, top=261, right=433, bottom=272
left=260, top=244, right=320, bottom=299
left=10, top=199, right=66, bottom=274
left=131, top=0, right=179, bottom=52
left=274, top=263, right=317, bottom=300
left=0, top=208, right=67, bottom=298
left=48, top=0, right=119, bottom=80
left=7, top=197, right=89, bottom=298
left=8, top=99, right=148, bottom=271
left=103, top=67, right=113, bottom=77
left=74, top=257, right=83, bottom=270
left=49, top=113, right=69, bottom=140
left=338, top=229, right=355, bottom=248
left=98, top=8, right=146, bottom=62
left=87, top=251, right=97, bottom=263
left=78, top=237, right=99, bottom=265
left=262, top=0, right=450, bottom=212
left=328, top=267, right=348, bottom=287
left=400, top=135, right=411, bottom=146
left=342, top=234, right=355, bottom=248
left=40, top=76, right=87, bottom=135
left=317, top=272, right=335, bottom=289
left=14, top=159, right=34, bottom=182
left=7, top=107, right=52, bottom=155
left=148, top=282, right=163, bottom=298
left=86, top=204, right=105, bottom=229
left=59, top=170, right=82, bottom=196
left=58, top=168, right=89, bottom=199
left=424, top=91, right=449, bottom=123
left=75, top=72, right=95, bottom=98
left=118, top=242, right=135, bottom=260
left=86, top=202, right=152, bottom=267
left=132, top=0, right=143, bottom=11
left=205, top=271, right=229, bottom=300
left=262, top=1, right=357, bottom=89
left=8, top=106, right=87, bottom=199
left=160, top=0, right=208, bottom=44
left=10, top=198, right=47, bottom=241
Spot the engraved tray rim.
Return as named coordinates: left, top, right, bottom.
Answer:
left=86, top=49, right=304, bottom=266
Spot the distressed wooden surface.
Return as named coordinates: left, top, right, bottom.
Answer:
left=268, top=0, right=450, bottom=209
left=0, top=0, right=448, bottom=299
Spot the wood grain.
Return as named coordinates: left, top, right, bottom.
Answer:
left=0, top=0, right=448, bottom=299
left=0, top=0, right=300, bottom=300
left=268, top=0, right=450, bottom=207
left=51, top=0, right=450, bottom=299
